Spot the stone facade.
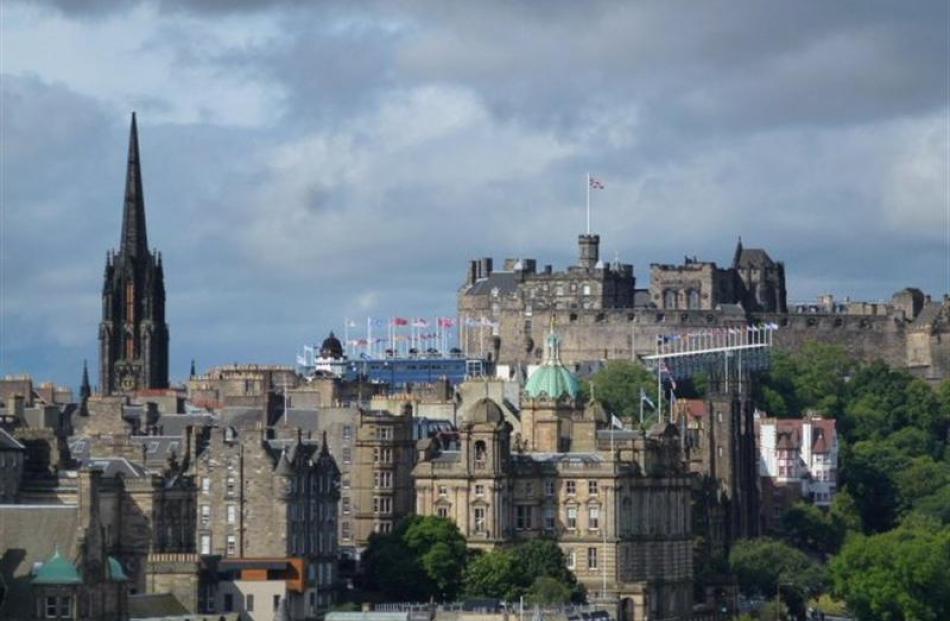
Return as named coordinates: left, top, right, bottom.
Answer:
left=459, top=232, right=949, bottom=382
left=413, top=339, right=693, bottom=621
left=193, top=426, right=340, bottom=616
left=100, top=113, right=169, bottom=395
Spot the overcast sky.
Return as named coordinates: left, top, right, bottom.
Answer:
left=1, top=1, right=948, bottom=390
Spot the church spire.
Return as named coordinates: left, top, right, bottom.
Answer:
left=80, top=359, right=91, bottom=401
left=120, top=112, right=148, bottom=258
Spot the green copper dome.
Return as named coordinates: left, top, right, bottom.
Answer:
left=33, top=551, right=82, bottom=585
left=524, top=332, right=581, bottom=401
left=108, top=557, right=128, bottom=582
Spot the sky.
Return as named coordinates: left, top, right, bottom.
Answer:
left=1, top=0, right=948, bottom=391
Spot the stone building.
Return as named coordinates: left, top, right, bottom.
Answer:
left=192, top=426, right=340, bottom=617
left=413, top=333, right=693, bottom=621
left=100, top=113, right=169, bottom=395
left=459, top=230, right=949, bottom=383
left=0, top=469, right=132, bottom=620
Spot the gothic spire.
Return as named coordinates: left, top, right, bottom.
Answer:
left=120, top=112, right=148, bottom=258
left=732, top=235, right=744, bottom=268
left=80, top=359, right=91, bottom=401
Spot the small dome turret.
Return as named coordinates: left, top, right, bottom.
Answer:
left=524, top=331, right=580, bottom=401
left=320, top=331, right=344, bottom=359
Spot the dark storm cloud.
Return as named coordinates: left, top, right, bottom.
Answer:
left=1, top=1, right=947, bottom=388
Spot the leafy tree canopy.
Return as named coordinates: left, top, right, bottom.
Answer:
left=587, top=360, right=659, bottom=422
left=729, top=538, right=827, bottom=617
left=463, top=539, right=582, bottom=603
left=831, top=518, right=950, bottom=621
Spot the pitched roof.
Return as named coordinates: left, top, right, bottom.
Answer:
left=0, top=428, right=25, bottom=450
left=736, top=248, right=775, bottom=268
left=128, top=593, right=189, bottom=618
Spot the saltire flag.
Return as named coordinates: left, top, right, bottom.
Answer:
left=412, top=318, right=429, bottom=328
left=640, top=388, right=656, bottom=410
left=392, top=317, right=409, bottom=326
left=438, top=317, right=456, bottom=328
left=589, top=176, right=605, bottom=189
left=610, top=414, right=624, bottom=430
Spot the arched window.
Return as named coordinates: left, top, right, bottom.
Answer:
left=474, top=440, right=487, bottom=465
left=687, top=289, right=700, bottom=310
left=663, top=290, right=677, bottom=309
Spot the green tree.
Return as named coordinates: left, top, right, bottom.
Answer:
left=780, top=502, right=845, bottom=557
left=840, top=440, right=907, bottom=533
left=728, top=538, right=827, bottom=617
left=463, top=540, right=582, bottom=603
left=895, top=457, right=950, bottom=514
left=588, top=360, right=659, bottom=422
left=463, top=548, right=521, bottom=600
left=830, top=518, right=950, bottom=621
left=910, top=485, right=950, bottom=525
left=526, top=576, right=573, bottom=606
left=361, top=516, right=468, bottom=601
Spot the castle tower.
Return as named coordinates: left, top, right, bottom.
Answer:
left=578, top=233, right=600, bottom=270
left=99, top=113, right=169, bottom=394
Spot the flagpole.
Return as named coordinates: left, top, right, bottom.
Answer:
left=367, top=317, right=372, bottom=358
left=586, top=172, right=591, bottom=234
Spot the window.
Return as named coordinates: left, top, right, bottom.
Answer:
left=437, top=506, right=449, bottom=519
left=474, top=441, right=487, bottom=465
left=380, top=448, right=392, bottom=463
left=373, top=496, right=392, bottom=514
left=274, top=595, right=281, bottom=612
left=223, top=594, right=234, bottom=613
left=342, top=425, right=353, bottom=440
left=566, top=480, right=576, bottom=495
left=474, top=507, right=486, bottom=532
left=717, top=446, right=724, bottom=458
left=475, top=484, right=485, bottom=497
left=58, top=596, right=70, bottom=618
left=375, top=471, right=393, bottom=489
left=544, top=480, right=555, bottom=497
left=438, top=485, right=448, bottom=496
left=226, top=504, right=237, bottom=524
left=246, top=595, right=254, bottom=612
left=342, top=477, right=350, bottom=489
left=201, top=477, right=211, bottom=493
left=567, top=549, right=576, bottom=570
left=342, top=448, right=351, bottom=464
left=200, top=505, right=211, bottom=527
left=588, top=480, right=598, bottom=495
left=525, top=482, right=534, bottom=496
left=567, top=506, right=578, bottom=530
left=341, top=521, right=351, bottom=540
left=226, top=535, right=236, bottom=556
left=226, top=477, right=236, bottom=496
left=544, top=507, right=555, bottom=531
left=588, top=506, right=600, bottom=530
left=378, top=426, right=393, bottom=440
left=45, top=596, right=57, bottom=618
left=200, top=535, right=211, bottom=555
left=583, top=284, right=591, bottom=296
left=516, top=505, right=531, bottom=530
left=588, top=547, right=598, bottom=570
left=342, top=497, right=351, bottom=514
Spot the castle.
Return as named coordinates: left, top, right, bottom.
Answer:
left=459, top=232, right=948, bottom=382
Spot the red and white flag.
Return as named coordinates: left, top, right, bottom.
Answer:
left=589, top=176, right=605, bottom=190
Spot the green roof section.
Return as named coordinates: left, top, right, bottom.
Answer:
left=108, top=556, right=128, bottom=582
left=524, top=332, right=581, bottom=401
left=32, top=551, right=82, bottom=585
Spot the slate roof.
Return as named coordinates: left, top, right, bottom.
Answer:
left=128, top=593, right=189, bottom=619
left=736, top=248, right=775, bottom=268
left=0, top=428, right=25, bottom=450
left=463, top=271, right=521, bottom=296
left=0, top=504, right=80, bottom=619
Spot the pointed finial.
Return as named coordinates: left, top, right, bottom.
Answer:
left=321, top=430, right=330, bottom=456
left=120, top=111, right=148, bottom=257
left=189, top=359, right=196, bottom=378
left=80, top=359, right=91, bottom=401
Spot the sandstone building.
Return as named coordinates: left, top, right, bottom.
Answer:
left=459, top=231, right=949, bottom=383
left=413, top=333, right=693, bottom=621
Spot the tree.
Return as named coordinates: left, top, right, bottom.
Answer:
left=463, top=540, right=582, bottom=603
left=780, top=502, right=845, bottom=557
left=840, top=440, right=905, bottom=533
left=894, top=457, right=950, bottom=515
left=728, top=538, right=827, bottom=617
left=588, top=360, right=659, bottom=422
left=526, top=576, right=573, bottom=606
left=361, top=516, right=468, bottom=601
left=831, top=518, right=950, bottom=621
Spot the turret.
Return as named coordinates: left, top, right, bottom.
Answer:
left=578, top=234, right=600, bottom=270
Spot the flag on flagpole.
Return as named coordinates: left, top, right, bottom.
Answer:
left=610, top=414, right=624, bottom=429
left=640, top=388, right=656, bottom=410
left=589, top=176, right=605, bottom=189
left=659, top=361, right=678, bottom=390
left=392, top=317, right=409, bottom=326
left=412, top=318, right=429, bottom=328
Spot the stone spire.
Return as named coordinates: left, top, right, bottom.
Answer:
left=732, top=235, right=743, bottom=268
left=120, top=112, right=148, bottom=258
left=189, top=359, right=196, bottom=378
left=80, top=359, right=91, bottom=402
